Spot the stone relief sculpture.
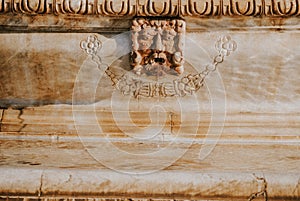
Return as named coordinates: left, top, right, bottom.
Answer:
left=131, top=18, right=185, bottom=76
left=80, top=34, right=237, bottom=98
left=1, top=0, right=299, bottom=17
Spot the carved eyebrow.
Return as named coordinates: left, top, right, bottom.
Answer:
left=164, top=30, right=177, bottom=36
left=147, top=30, right=157, bottom=36
left=139, top=29, right=156, bottom=35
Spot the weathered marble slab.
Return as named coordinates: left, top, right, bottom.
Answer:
left=0, top=167, right=298, bottom=199
left=0, top=1, right=299, bottom=200
left=0, top=32, right=299, bottom=110
left=0, top=140, right=299, bottom=199
left=0, top=30, right=299, bottom=142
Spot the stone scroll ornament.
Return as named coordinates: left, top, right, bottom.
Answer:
left=80, top=20, right=237, bottom=98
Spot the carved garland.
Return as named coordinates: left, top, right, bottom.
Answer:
left=80, top=34, right=237, bottom=98
left=0, top=0, right=300, bottom=17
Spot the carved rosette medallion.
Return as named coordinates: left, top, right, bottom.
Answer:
left=131, top=18, right=186, bottom=76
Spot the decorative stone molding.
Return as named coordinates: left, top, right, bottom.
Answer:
left=0, top=0, right=137, bottom=16
left=181, top=0, right=300, bottom=17
left=137, top=0, right=179, bottom=16
left=96, top=0, right=136, bottom=16
left=0, top=0, right=299, bottom=17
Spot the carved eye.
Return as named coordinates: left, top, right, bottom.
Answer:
left=140, top=35, right=150, bottom=40
left=164, top=35, right=173, bottom=41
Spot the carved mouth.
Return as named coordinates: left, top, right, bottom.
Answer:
left=154, top=58, right=165, bottom=64
left=152, top=52, right=167, bottom=65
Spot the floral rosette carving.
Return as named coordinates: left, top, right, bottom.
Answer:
left=80, top=35, right=102, bottom=55
left=215, top=36, right=237, bottom=56
left=116, top=75, right=140, bottom=96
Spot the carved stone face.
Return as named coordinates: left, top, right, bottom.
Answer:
left=131, top=18, right=185, bottom=76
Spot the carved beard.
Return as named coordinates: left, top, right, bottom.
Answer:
left=145, top=51, right=171, bottom=76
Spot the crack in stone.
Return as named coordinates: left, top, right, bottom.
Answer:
left=17, top=108, right=27, bottom=132
left=248, top=174, right=268, bottom=201
left=38, top=172, right=44, bottom=198
left=292, top=177, right=300, bottom=196
left=66, top=174, right=72, bottom=184
left=0, top=109, right=4, bottom=132
left=169, top=112, right=174, bottom=134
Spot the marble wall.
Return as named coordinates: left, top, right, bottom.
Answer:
left=0, top=0, right=299, bottom=200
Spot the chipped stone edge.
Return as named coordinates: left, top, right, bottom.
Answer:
left=0, top=167, right=299, bottom=199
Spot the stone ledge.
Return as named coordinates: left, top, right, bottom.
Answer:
left=0, top=137, right=299, bottom=200
left=0, top=167, right=299, bottom=200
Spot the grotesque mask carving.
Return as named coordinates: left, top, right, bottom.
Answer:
left=131, top=18, right=185, bottom=76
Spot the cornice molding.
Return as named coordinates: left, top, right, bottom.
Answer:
left=0, top=0, right=299, bottom=17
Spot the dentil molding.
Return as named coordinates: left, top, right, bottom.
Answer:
left=0, top=0, right=300, bottom=17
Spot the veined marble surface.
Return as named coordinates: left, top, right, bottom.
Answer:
left=0, top=31, right=299, bottom=112
left=0, top=4, right=300, bottom=199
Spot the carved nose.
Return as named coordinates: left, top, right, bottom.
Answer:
left=154, top=34, right=163, bottom=51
